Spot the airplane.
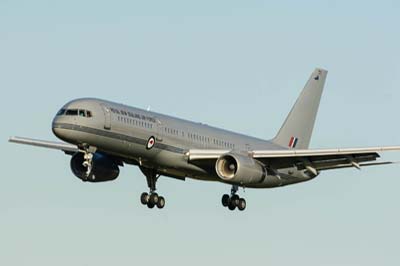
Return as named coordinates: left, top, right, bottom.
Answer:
left=9, top=68, right=400, bottom=211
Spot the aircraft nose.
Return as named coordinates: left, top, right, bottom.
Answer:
left=52, top=121, right=72, bottom=143
left=52, top=117, right=63, bottom=138
left=52, top=114, right=70, bottom=142
left=52, top=126, right=62, bottom=139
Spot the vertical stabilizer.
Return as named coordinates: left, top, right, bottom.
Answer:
left=272, top=68, right=327, bottom=149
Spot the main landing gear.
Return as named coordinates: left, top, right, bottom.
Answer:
left=221, top=185, right=246, bottom=211
left=139, top=167, right=165, bottom=209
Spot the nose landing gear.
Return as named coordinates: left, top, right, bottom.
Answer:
left=221, top=185, right=246, bottom=211
left=79, top=145, right=97, bottom=182
left=139, top=167, right=165, bottom=209
left=82, top=152, right=93, bottom=178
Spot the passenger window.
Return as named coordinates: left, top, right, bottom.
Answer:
left=65, top=109, right=78, bottom=116
left=79, top=110, right=86, bottom=117
left=86, top=111, right=92, bottom=118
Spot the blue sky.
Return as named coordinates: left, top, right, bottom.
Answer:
left=1, top=1, right=400, bottom=265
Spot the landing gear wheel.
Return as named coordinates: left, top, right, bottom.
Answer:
left=222, top=194, right=230, bottom=207
left=149, top=193, right=159, bottom=205
left=140, top=192, right=149, bottom=205
left=238, top=198, right=246, bottom=211
left=140, top=167, right=166, bottom=210
left=157, top=196, right=165, bottom=209
left=228, top=200, right=236, bottom=211
left=231, top=194, right=240, bottom=206
left=222, top=185, right=247, bottom=211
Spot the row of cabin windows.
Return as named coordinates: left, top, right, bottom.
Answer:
left=186, top=132, right=235, bottom=149
left=117, top=116, right=153, bottom=129
left=214, top=139, right=235, bottom=149
left=57, top=108, right=93, bottom=118
left=165, top=127, right=184, bottom=137
left=116, top=118, right=234, bottom=149
left=164, top=127, right=235, bottom=149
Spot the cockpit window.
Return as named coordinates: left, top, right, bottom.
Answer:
left=65, top=109, right=78, bottom=116
left=56, top=108, right=66, bottom=116
left=60, top=109, right=93, bottom=118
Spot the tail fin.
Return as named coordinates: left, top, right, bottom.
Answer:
left=272, top=68, right=327, bottom=149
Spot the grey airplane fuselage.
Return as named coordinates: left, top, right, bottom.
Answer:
left=52, top=98, right=311, bottom=188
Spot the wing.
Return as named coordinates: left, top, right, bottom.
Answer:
left=188, top=146, right=400, bottom=173
left=251, top=147, right=400, bottom=173
left=9, top=136, right=79, bottom=154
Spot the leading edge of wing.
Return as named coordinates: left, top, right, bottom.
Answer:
left=251, top=146, right=400, bottom=158
left=9, top=136, right=79, bottom=153
left=187, top=149, right=230, bottom=160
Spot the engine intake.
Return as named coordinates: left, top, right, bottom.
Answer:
left=70, top=152, right=120, bottom=182
left=215, top=153, right=267, bottom=185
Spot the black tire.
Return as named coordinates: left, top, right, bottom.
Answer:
left=221, top=194, right=230, bottom=207
left=238, top=198, right=246, bottom=211
left=88, top=174, right=96, bottom=182
left=147, top=201, right=155, bottom=209
left=140, top=192, right=149, bottom=205
left=231, top=194, right=239, bottom=206
left=228, top=201, right=236, bottom=211
left=149, top=193, right=159, bottom=205
left=157, top=196, right=165, bottom=209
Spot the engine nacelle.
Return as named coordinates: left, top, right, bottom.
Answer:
left=70, top=152, right=120, bottom=182
left=215, top=153, right=267, bottom=185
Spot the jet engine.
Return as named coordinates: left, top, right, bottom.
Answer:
left=70, top=152, right=120, bottom=182
left=215, top=153, right=267, bottom=185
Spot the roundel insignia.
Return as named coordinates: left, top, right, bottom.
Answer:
left=146, top=136, right=156, bottom=150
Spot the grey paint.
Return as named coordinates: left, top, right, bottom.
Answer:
left=273, top=68, right=327, bottom=149
left=10, top=68, right=400, bottom=189
left=51, top=97, right=291, bottom=188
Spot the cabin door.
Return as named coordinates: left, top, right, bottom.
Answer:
left=101, top=104, right=111, bottom=130
left=156, top=119, right=164, bottom=142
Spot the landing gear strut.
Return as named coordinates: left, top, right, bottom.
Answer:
left=82, top=152, right=93, bottom=178
left=221, top=185, right=246, bottom=211
left=80, top=145, right=96, bottom=182
left=139, top=167, right=165, bottom=209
